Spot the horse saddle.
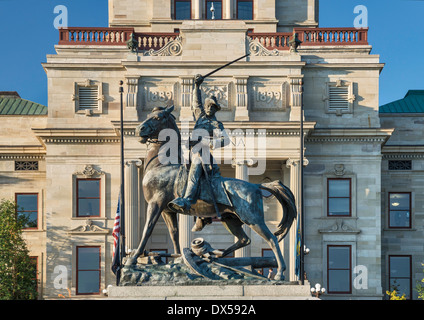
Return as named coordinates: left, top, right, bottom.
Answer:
left=174, top=164, right=233, bottom=213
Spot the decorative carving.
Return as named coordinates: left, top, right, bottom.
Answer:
left=126, top=77, right=140, bottom=108
left=201, top=82, right=231, bottom=109
left=250, top=81, right=289, bottom=111
left=334, top=164, right=345, bottom=176
left=75, top=165, right=104, bottom=178
left=318, top=220, right=360, bottom=234
left=144, top=37, right=182, bottom=56
left=69, top=219, right=109, bottom=234
left=248, top=38, right=280, bottom=56
left=141, top=81, right=176, bottom=111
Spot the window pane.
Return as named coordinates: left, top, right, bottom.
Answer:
left=78, top=199, right=100, bottom=216
left=237, top=1, right=253, bottom=20
left=389, top=279, right=410, bottom=298
left=78, top=271, right=100, bottom=294
left=20, top=212, right=38, bottom=228
left=328, top=180, right=350, bottom=197
left=328, top=270, right=350, bottom=292
left=16, top=194, right=38, bottom=211
left=78, top=247, right=100, bottom=270
left=389, top=211, right=410, bottom=228
left=328, top=247, right=350, bottom=269
left=78, top=180, right=100, bottom=198
left=390, top=257, right=410, bottom=278
left=328, top=198, right=350, bottom=216
left=390, top=193, right=410, bottom=210
left=207, top=1, right=222, bottom=19
left=175, top=1, right=191, bottom=20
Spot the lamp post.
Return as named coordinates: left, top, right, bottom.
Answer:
left=311, top=283, right=326, bottom=298
left=299, top=79, right=305, bottom=285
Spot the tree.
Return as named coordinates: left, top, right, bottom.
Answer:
left=0, top=199, right=38, bottom=300
left=417, top=264, right=424, bottom=300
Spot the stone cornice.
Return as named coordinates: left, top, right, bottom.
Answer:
left=0, top=145, right=46, bottom=159
left=112, top=121, right=317, bottom=137
left=382, top=145, right=424, bottom=159
left=32, top=128, right=120, bottom=146
left=306, top=128, right=393, bottom=144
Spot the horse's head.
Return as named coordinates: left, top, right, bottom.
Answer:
left=136, top=105, right=175, bottom=144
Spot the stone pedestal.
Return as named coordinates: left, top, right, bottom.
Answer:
left=107, top=282, right=316, bottom=300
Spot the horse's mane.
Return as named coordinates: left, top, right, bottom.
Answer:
left=154, top=107, right=183, bottom=165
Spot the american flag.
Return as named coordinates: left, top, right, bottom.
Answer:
left=112, top=195, right=120, bottom=258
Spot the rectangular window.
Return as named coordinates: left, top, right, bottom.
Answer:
left=237, top=0, right=253, bottom=20
left=206, top=0, right=222, bottom=19
left=174, top=0, right=191, bottom=20
left=389, top=192, right=411, bottom=228
left=76, top=179, right=100, bottom=217
left=389, top=255, right=412, bottom=299
left=30, top=257, right=39, bottom=295
left=15, top=193, right=38, bottom=229
left=76, top=246, right=101, bottom=295
left=327, top=178, right=351, bottom=216
left=327, top=245, right=351, bottom=294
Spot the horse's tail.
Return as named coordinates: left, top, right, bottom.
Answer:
left=259, top=180, right=297, bottom=242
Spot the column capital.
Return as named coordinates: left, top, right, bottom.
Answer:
left=286, top=158, right=308, bottom=168
left=125, top=159, right=143, bottom=167
left=231, top=158, right=255, bottom=168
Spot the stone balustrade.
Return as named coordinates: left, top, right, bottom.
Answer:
left=59, top=27, right=368, bottom=51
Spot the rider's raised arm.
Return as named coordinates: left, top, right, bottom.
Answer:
left=192, top=74, right=205, bottom=120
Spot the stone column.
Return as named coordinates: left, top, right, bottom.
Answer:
left=193, top=0, right=202, bottom=19
left=179, top=215, right=194, bottom=251
left=224, top=0, right=233, bottom=19
left=125, top=160, right=142, bottom=252
left=285, top=158, right=308, bottom=281
left=286, top=159, right=300, bottom=281
left=232, top=159, right=254, bottom=257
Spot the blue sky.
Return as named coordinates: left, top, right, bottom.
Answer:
left=0, top=0, right=423, bottom=106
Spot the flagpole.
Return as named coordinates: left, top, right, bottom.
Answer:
left=119, top=80, right=126, bottom=266
left=299, top=80, right=305, bottom=285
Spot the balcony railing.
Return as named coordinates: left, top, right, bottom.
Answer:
left=58, top=27, right=179, bottom=52
left=59, top=27, right=368, bottom=51
left=59, top=27, right=134, bottom=46
left=248, top=27, right=368, bottom=50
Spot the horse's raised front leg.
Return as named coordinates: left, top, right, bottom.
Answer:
left=161, top=210, right=180, bottom=255
left=125, top=202, right=162, bottom=266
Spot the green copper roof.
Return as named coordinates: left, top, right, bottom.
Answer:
left=0, top=93, right=47, bottom=116
left=379, top=90, right=424, bottom=113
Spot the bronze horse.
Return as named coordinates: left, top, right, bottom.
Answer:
left=125, top=105, right=297, bottom=280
